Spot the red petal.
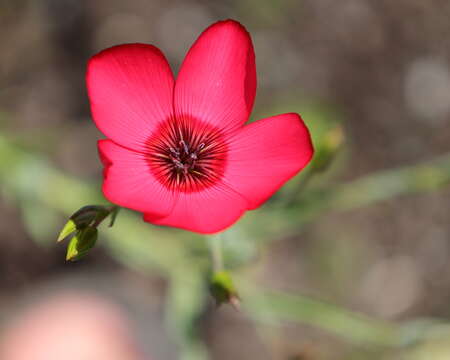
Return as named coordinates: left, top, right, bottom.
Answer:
left=175, top=20, right=256, bottom=134
left=224, top=113, right=314, bottom=209
left=87, top=44, right=174, bottom=151
left=143, top=185, right=248, bottom=234
left=98, top=139, right=176, bottom=218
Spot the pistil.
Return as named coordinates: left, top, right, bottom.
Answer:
left=146, top=118, right=227, bottom=192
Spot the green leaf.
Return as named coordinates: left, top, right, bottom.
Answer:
left=66, top=226, right=98, bottom=262
left=57, top=219, right=77, bottom=242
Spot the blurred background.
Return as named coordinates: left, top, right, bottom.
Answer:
left=1, top=1, right=450, bottom=359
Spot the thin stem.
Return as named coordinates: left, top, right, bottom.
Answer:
left=207, top=233, right=224, bottom=272
left=91, top=205, right=119, bottom=228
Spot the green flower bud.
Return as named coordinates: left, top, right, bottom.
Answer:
left=66, top=226, right=98, bottom=262
left=209, top=271, right=240, bottom=309
left=56, top=205, right=119, bottom=261
left=311, top=125, right=345, bottom=172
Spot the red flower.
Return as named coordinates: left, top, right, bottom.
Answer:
left=87, top=20, right=313, bottom=234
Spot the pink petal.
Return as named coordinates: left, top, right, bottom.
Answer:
left=98, top=139, right=176, bottom=218
left=224, top=113, right=314, bottom=209
left=175, top=20, right=256, bottom=134
left=87, top=44, right=174, bottom=151
left=143, top=185, right=248, bottom=234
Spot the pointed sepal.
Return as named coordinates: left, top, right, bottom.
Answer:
left=57, top=219, right=77, bottom=242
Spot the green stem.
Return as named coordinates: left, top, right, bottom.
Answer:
left=207, top=233, right=224, bottom=272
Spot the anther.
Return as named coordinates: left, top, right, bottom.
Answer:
left=169, top=147, right=179, bottom=156
left=172, top=159, right=184, bottom=169
left=180, top=140, right=189, bottom=154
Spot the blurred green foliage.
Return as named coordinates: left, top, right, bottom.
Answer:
left=2, top=93, right=450, bottom=359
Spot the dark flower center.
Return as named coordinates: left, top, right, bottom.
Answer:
left=146, top=116, right=227, bottom=193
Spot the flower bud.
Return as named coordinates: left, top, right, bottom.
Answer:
left=66, top=226, right=98, bottom=262
left=209, top=271, right=240, bottom=309
left=57, top=205, right=119, bottom=261
left=310, top=125, right=345, bottom=172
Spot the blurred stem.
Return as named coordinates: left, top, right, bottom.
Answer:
left=166, top=270, right=209, bottom=360
left=277, top=152, right=450, bottom=229
left=241, top=285, right=402, bottom=348
left=207, top=233, right=224, bottom=272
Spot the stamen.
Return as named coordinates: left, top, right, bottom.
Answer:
left=153, top=152, right=170, bottom=159
left=146, top=117, right=227, bottom=193
left=199, top=143, right=214, bottom=153
left=198, top=143, right=206, bottom=152
left=180, top=140, right=189, bottom=154
left=172, top=159, right=184, bottom=169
